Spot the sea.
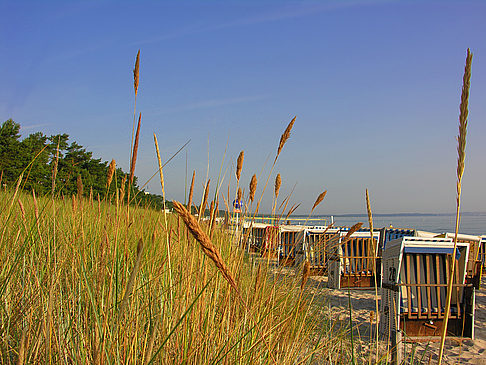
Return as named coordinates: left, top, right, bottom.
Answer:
left=286, top=213, right=486, bottom=236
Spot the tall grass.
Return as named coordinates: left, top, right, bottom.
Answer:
left=0, top=186, right=330, bottom=363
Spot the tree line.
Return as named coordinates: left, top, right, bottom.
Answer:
left=0, top=119, right=169, bottom=209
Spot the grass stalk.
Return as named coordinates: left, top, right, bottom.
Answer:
left=438, top=48, right=473, bottom=365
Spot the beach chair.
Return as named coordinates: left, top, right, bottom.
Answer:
left=246, top=223, right=269, bottom=253
left=327, top=231, right=380, bottom=288
left=261, top=225, right=279, bottom=258
left=480, top=236, right=486, bottom=271
left=304, top=227, right=340, bottom=275
left=278, top=225, right=305, bottom=266
left=380, top=236, right=475, bottom=343
left=435, top=233, right=482, bottom=289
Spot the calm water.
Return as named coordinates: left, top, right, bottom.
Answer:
left=287, top=213, right=486, bottom=236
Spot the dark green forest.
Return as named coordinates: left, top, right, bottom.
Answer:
left=0, top=119, right=170, bottom=210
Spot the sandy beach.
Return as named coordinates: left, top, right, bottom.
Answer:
left=304, top=276, right=486, bottom=364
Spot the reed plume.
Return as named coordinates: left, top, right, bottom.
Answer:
left=275, top=173, right=281, bottom=199
left=77, top=175, right=83, bottom=197
left=107, top=159, right=116, bottom=189
left=153, top=133, right=165, bottom=197
left=187, top=170, right=195, bottom=212
left=237, top=187, right=242, bottom=202
left=438, top=48, right=473, bottom=365
left=249, top=174, right=257, bottom=203
left=365, top=189, right=373, bottom=233
left=120, top=175, right=127, bottom=203
left=130, top=51, right=140, bottom=175
left=311, top=190, right=327, bottom=212
left=236, top=151, right=244, bottom=182
left=172, top=201, right=239, bottom=292
left=72, top=194, right=77, bottom=213
left=129, top=113, right=141, bottom=185
left=276, top=116, right=296, bottom=161
left=133, top=50, right=140, bottom=96
left=209, top=200, right=215, bottom=222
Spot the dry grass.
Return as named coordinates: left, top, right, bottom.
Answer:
left=236, top=151, right=244, bottom=182
left=4, top=47, right=475, bottom=365
left=173, top=201, right=239, bottom=293
left=0, top=184, right=325, bottom=363
left=187, top=170, right=195, bottom=211
left=311, top=190, right=327, bottom=212
left=274, top=173, right=281, bottom=200
left=249, top=174, right=257, bottom=203
left=129, top=112, right=141, bottom=185
left=438, top=48, right=473, bottom=365
left=133, top=49, right=140, bottom=96
left=107, top=159, right=116, bottom=189
left=276, top=116, right=296, bottom=161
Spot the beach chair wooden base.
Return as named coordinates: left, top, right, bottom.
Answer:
left=401, top=318, right=461, bottom=337
left=340, top=275, right=375, bottom=288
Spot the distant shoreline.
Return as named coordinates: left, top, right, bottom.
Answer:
left=292, top=212, right=486, bottom=218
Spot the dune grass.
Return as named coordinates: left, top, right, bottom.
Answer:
left=0, top=181, right=342, bottom=363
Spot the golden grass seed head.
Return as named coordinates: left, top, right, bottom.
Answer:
left=153, top=133, right=165, bottom=197
left=72, top=194, right=77, bottom=213
left=341, top=222, right=363, bottom=245
left=107, top=159, right=116, bottom=188
left=120, top=174, right=127, bottom=202
left=249, top=174, right=257, bottom=203
left=275, top=173, right=281, bottom=199
left=201, top=179, right=210, bottom=215
left=311, top=190, right=327, bottom=212
left=457, top=48, right=472, bottom=188
left=188, top=170, right=195, bottom=212
left=133, top=50, right=140, bottom=96
left=130, top=113, right=141, bottom=185
left=276, top=116, right=296, bottom=160
left=18, top=199, right=26, bottom=221
left=77, top=175, right=83, bottom=197
left=365, top=189, right=373, bottom=233
left=237, top=187, right=242, bottom=202
left=172, top=201, right=239, bottom=292
left=236, top=150, right=244, bottom=182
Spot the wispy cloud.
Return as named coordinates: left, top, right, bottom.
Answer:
left=131, top=0, right=395, bottom=46
left=20, top=123, right=51, bottom=131
left=147, top=94, right=269, bottom=116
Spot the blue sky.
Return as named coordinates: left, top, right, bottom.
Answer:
left=1, top=0, right=485, bottom=214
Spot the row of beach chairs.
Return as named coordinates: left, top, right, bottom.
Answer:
left=241, top=222, right=484, bottom=341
